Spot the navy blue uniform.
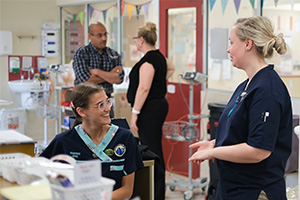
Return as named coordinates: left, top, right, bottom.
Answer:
left=215, top=65, right=292, bottom=199
left=40, top=124, right=144, bottom=190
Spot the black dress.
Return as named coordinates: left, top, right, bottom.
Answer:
left=127, top=49, right=168, bottom=200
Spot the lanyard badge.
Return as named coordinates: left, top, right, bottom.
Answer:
left=228, top=91, right=247, bottom=117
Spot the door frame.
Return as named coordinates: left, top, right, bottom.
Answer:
left=159, top=0, right=203, bottom=73
left=159, top=0, right=204, bottom=179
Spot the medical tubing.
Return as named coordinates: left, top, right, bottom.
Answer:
left=45, top=77, right=54, bottom=104
left=165, top=80, right=208, bottom=175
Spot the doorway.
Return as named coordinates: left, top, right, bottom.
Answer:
left=159, top=0, right=204, bottom=179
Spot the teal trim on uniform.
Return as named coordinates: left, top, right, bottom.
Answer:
left=110, top=165, right=124, bottom=171
left=101, top=158, right=125, bottom=163
left=75, top=124, right=119, bottom=161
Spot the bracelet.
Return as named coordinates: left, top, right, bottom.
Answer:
left=132, top=108, right=140, bottom=114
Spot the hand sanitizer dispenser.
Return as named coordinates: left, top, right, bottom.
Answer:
left=0, top=30, right=13, bottom=55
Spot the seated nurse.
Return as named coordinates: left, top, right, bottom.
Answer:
left=40, top=82, right=144, bottom=200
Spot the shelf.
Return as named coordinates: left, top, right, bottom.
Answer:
left=17, top=35, right=38, bottom=40
left=30, top=89, right=49, bottom=93
left=0, top=99, right=13, bottom=106
left=55, top=86, right=73, bottom=134
left=61, top=106, right=72, bottom=111
left=61, top=125, right=69, bottom=130
left=55, top=86, right=73, bottom=90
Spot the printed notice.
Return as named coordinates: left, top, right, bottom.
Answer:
left=74, top=160, right=101, bottom=185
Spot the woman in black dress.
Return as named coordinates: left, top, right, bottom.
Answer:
left=127, top=22, right=174, bottom=200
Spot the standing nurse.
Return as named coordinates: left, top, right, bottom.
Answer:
left=189, top=16, right=292, bottom=200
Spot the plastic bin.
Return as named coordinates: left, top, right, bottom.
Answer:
left=50, top=177, right=115, bottom=200
left=0, top=153, right=31, bottom=181
left=14, top=157, right=52, bottom=185
left=163, top=121, right=199, bottom=141
left=0, top=108, right=26, bottom=134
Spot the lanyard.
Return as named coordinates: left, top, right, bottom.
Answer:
left=75, top=124, right=118, bottom=161
left=228, top=91, right=247, bottom=117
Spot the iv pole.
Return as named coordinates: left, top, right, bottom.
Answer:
left=186, top=82, right=208, bottom=199
left=166, top=72, right=208, bottom=200
left=34, top=79, right=50, bottom=153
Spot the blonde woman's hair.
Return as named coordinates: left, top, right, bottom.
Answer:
left=137, top=22, right=157, bottom=46
left=234, top=16, right=287, bottom=58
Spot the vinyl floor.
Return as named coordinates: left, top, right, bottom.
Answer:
left=165, top=160, right=209, bottom=200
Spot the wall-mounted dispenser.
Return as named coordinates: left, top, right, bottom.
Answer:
left=0, top=30, right=13, bottom=55
left=42, top=22, right=60, bottom=58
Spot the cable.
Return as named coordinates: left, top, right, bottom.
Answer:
left=178, top=74, right=190, bottom=111
left=45, top=78, right=54, bottom=104
left=166, top=137, right=188, bottom=176
left=165, top=79, right=209, bottom=176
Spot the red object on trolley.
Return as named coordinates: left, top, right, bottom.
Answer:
left=207, top=122, right=210, bottom=134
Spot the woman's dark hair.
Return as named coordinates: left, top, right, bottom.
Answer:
left=70, top=82, right=104, bottom=128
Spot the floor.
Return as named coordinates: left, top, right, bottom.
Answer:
left=164, top=165, right=299, bottom=200
left=165, top=160, right=209, bottom=200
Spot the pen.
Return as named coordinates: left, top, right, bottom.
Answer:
left=264, top=112, right=269, bottom=122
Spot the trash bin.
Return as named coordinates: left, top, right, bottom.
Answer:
left=207, top=102, right=226, bottom=140
left=207, top=102, right=226, bottom=200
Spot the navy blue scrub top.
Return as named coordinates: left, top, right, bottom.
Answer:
left=40, top=124, right=144, bottom=191
left=215, top=65, right=292, bottom=200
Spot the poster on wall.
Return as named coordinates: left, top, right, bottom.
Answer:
left=9, top=57, right=20, bottom=72
left=22, top=56, right=32, bottom=71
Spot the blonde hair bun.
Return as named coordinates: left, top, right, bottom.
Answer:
left=145, top=22, right=157, bottom=32
left=138, top=22, right=157, bottom=46
left=234, top=16, right=287, bottom=58
left=274, top=33, right=287, bottom=55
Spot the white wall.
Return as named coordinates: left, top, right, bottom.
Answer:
left=0, top=0, right=60, bottom=143
left=206, top=0, right=300, bottom=116
left=1, top=0, right=298, bottom=144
